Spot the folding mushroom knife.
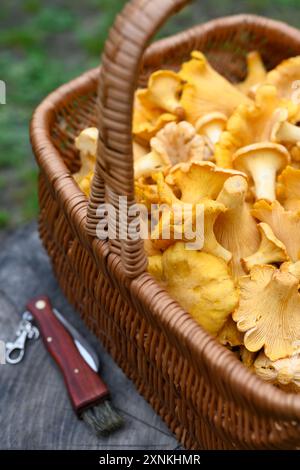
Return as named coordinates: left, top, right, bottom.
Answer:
left=6, top=296, right=111, bottom=416
left=6, top=297, right=99, bottom=372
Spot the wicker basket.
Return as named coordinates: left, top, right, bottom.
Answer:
left=31, top=0, right=300, bottom=449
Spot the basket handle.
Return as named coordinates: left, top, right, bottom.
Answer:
left=86, top=0, right=192, bottom=278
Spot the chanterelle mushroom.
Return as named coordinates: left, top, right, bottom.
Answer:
left=134, top=121, right=209, bottom=179
left=233, top=265, right=300, bottom=361
left=195, top=112, right=227, bottom=147
left=74, top=127, right=98, bottom=182
left=254, top=351, right=300, bottom=392
left=252, top=200, right=300, bottom=262
left=236, top=51, right=267, bottom=96
left=165, top=161, right=246, bottom=204
left=241, top=222, right=289, bottom=272
left=215, top=84, right=295, bottom=169
left=277, top=165, right=300, bottom=212
left=151, top=173, right=232, bottom=261
left=215, top=175, right=260, bottom=279
left=179, top=51, right=251, bottom=126
left=133, top=88, right=177, bottom=142
left=233, top=142, right=289, bottom=201
left=142, top=70, right=185, bottom=118
left=217, top=316, right=243, bottom=348
left=266, top=55, right=300, bottom=121
left=158, top=242, right=238, bottom=335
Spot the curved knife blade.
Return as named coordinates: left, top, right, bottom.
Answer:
left=52, top=308, right=99, bottom=372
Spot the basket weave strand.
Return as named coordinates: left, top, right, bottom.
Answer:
left=31, top=0, right=300, bottom=449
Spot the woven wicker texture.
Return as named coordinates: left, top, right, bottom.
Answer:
left=31, top=0, right=300, bottom=449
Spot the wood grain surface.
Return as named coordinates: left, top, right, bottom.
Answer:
left=0, top=224, right=180, bottom=450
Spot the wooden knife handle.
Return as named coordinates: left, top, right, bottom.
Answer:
left=27, top=296, right=109, bottom=415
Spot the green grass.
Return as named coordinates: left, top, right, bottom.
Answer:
left=0, top=0, right=299, bottom=231
left=0, top=211, right=9, bottom=229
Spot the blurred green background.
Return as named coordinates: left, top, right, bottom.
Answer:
left=0, top=0, right=299, bottom=233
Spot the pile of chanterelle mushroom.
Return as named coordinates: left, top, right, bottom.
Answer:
left=74, top=51, right=300, bottom=392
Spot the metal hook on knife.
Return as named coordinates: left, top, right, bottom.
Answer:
left=5, top=312, right=39, bottom=364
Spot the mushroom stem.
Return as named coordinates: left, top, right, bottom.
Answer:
left=247, top=154, right=277, bottom=201
left=233, top=143, right=290, bottom=202
left=203, top=211, right=232, bottom=263
left=274, top=121, right=300, bottom=144
left=215, top=176, right=260, bottom=279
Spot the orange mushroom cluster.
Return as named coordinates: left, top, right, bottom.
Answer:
left=73, top=51, right=300, bottom=393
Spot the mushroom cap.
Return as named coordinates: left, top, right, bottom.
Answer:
left=277, top=165, right=300, bottom=211
left=133, top=88, right=177, bottom=141
left=150, top=121, right=209, bottom=166
left=237, top=51, right=267, bottom=95
left=166, top=161, right=247, bottom=203
left=267, top=55, right=300, bottom=102
left=215, top=84, right=296, bottom=168
left=134, top=151, right=169, bottom=179
left=252, top=199, right=300, bottom=262
left=143, top=69, right=185, bottom=117
left=254, top=351, right=300, bottom=391
left=75, top=127, right=98, bottom=156
left=241, top=222, right=289, bottom=272
left=179, top=51, right=251, bottom=125
left=161, top=242, right=238, bottom=335
left=233, top=142, right=290, bottom=175
left=233, top=265, right=300, bottom=361
left=195, top=112, right=227, bottom=131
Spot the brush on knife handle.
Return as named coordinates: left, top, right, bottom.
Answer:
left=27, top=296, right=109, bottom=415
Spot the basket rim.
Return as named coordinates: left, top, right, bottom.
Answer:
left=31, top=13, right=300, bottom=424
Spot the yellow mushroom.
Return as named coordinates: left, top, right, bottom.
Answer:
left=179, top=51, right=251, bottom=126
left=217, top=316, right=243, bottom=348
left=151, top=174, right=232, bottom=261
left=215, top=175, right=260, bottom=279
left=195, top=111, right=227, bottom=146
left=240, top=347, right=257, bottom=368
left=252, top=199, right=300, bottom=262
left=133, top=89, right=177, bottom=142
left=241, top=222, right=289, bottom=272
left=233, top=142, right=290, bottom=202
left=280, top=260, right=300, bottom=280
left=76, top=171, right=94, bottom=197
left=215, top=84, right=294, bottom=169
left=150, top=121, right=211, bottom=165
left=272, top=120, right=300, bottom=145
left=165, top=161, right=246, bottom=204
left=74, top=127, right=98, bottom=183
left=160, top=242, right=238, bottom=336
left=134, top=121, right=209, bottom=179
left=202, top=200, right=232, bottom=262
left=147, top=253, right=164, bottom=280
left=75, top=126, right=98, bottom=157
left=141, top=70, right=185, bottom=118
left=233, top=265, right=300, bottom=361
left=254, top=351, right=300, bottom=392
left=277, top=165, right=300, bottom=212
left=266, top=55, right=300, bottom=120
left=135, top=179, right=159, bottom=210
left=236, top=51, right=267, bottom=96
